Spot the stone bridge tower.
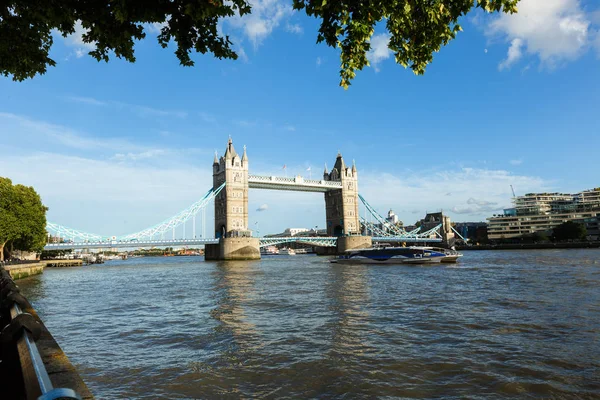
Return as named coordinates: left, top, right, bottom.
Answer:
left=323, top=153, right=372, bottom=252
left=213, top=138, right=249, bottom=238
left=208, top=138, right=259, bottom=260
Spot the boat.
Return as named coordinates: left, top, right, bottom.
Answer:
left=330, top=246, right=447, bottom=264
left=279, top=248, right=296, bottom=255
left=261, top=245, right=279, bottom=255
left=429, top=247, right=463, bottom=263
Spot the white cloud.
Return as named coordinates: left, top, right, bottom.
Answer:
left=499, top=38, right=524, bottom=70
left=66, top=96, right=107, bottom=106
left=65, top=95, right=187, bottom=119
left=256, top=204, right=269, bottom=212
left=0, top=112, right=145, bottom=153
left=466, top=198, right=497, bottom=207
left=284, top=125, right=295, bottom=131
left=0, top=112, right=558, bottom=236
left=146, top=22, right=167, bottom=34
left=360, top=167, right=551, bottom=222
left=510, top=159, right=523, bottom=165
left=111, top=150, right=166, bottom=162
left=237, top=45, right=249, bottom=62
left=316, top=57, right=322, bottom=66
left=64, top=20, right=96, bottom=58
left=0, top=152, right=213, bottom=237
left=199, top=112, right=217, bottom=124
left=488, top=0, right=598, bottom=69
left=228, top=0, right=293, bottom=48
left=367, top=34, right=392, bottom=71
left=286, top=23, right=303, bottom=35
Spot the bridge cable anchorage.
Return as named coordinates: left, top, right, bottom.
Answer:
left=117, top=182, right=225, bottom=242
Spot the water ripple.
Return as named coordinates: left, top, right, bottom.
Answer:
left=17, top=250, right=600, bottom=399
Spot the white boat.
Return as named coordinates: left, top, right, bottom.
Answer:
left=431, top=247, right=463, bottom=263
left=261, top=245, right=279, bottom=255
left=330, top=246, right=448, bottom=265
left=279, top=248, right=296, bottom=255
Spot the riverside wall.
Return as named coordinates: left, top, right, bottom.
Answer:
left=0, top=266, right=94, bottom=399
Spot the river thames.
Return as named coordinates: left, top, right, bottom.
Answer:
left=18, top=249, right=600, bottom=399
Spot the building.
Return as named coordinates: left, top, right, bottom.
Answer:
left=420, top=212, right=455, bottom=244
left=453, top=222, right=488, bottom=243
left=283, top=228, right=310, bottom=236
left=264, top=228, right=327, bottom=238
left=487, top=188, right=600, bottom=240
left=386, top=209, right=401, bottom=226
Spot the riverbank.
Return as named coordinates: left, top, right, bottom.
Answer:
left=0, top=266, right=94, bottom=399
left=3, top=259, right=85, bottom=280
left=458, top=242, right=600, bottom=251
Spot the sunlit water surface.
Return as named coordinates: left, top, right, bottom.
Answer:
left=18, top=250, right=600, bottom=399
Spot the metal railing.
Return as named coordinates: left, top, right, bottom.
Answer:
left=0, top=267, right=81, bottom=400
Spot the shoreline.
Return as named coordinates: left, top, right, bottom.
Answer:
left=458, top=242, right=600, bottom=251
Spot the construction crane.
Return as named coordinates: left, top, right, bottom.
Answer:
left=510, top=185, right=516, bottom=198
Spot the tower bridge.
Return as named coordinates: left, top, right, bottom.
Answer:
left=208, top=138, right=370, bottom=259
left=44, top=138, right=454, bottom=256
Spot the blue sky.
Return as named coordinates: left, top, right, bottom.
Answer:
left=1, top=0, right=599, bottom=238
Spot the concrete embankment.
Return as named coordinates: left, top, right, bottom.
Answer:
left=0, top=266, right=94, bottom=399
left=3, top=259, right=84, bottom=281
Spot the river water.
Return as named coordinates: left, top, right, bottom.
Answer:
left=18, top=250, right=600, bottom=399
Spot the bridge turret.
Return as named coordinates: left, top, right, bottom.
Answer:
left=242, top=145, right=248, bottom=167
left=210, top=138, right=259, bottom=260
left=324, top=152, right=360, bottom=237
left=213, top=151, right=219, bottom=173
left=323, top=163, right=328, bottom=179
left=213, top=137, right=250, bottom=239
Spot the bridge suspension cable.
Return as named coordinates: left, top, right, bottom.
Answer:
left=46, top=183, right=225, bottom=243
left=358, top=194, right=408, bottom=236
left=46, top=222, right=104, bottom=242
left=119, top=183, right=225, bottom=241
left=358, top=194, right=444, bottom=240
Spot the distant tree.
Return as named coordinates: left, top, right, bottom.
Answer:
left=552, top=222, right=587, bottom=242
left=1, top=1, right=518, bottom=88
left=0, top=178, right=19, bottom=261
left=12, top=184, right=48, bottom=254
left=521, top=230, right=549, bottom=243
left=0, top=177, right=48, bottom=260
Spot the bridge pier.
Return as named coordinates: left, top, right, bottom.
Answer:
left=205, top=238, right=261, bottom=261
left=337, top=236, right=372, bottom=254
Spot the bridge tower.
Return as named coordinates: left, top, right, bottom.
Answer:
left=323, top=153, right=372, bottom=253
left=206, top=138, right=260, bottom=260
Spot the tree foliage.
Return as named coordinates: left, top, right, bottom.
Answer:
left=0, top=177, right=48, bottom=260
left=552, top=221, right=587, bottom=242
left=1, top=0, right=519, bottom=88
